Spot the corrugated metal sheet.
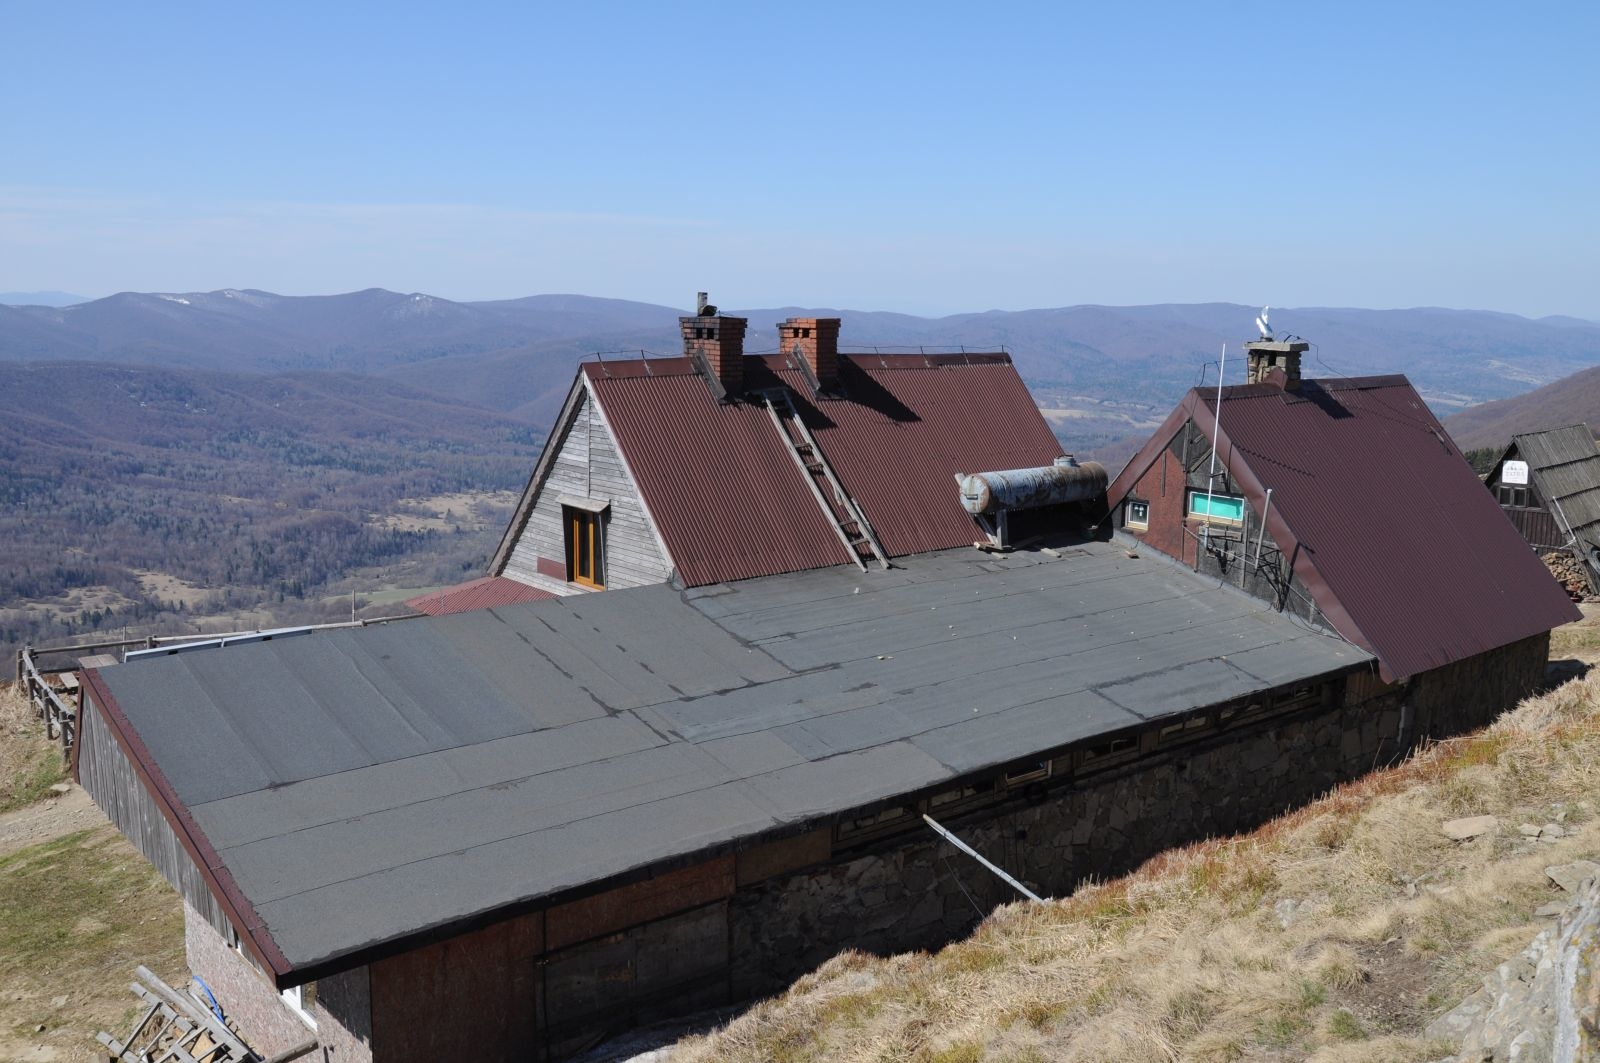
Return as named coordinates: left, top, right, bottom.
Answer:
left=1510, top=425, right=1600, bottom=534
left=792, top=354, right=1066, bottom=558
left=405, top=577, right=556, bottom=617
left=588, top=360, right=850, bottom=587
left=1513, top=424, right=1598, bottom=471
left=1164, top=376, right=1579, bottom=679
left=586, top=353, right=1063, bottom=586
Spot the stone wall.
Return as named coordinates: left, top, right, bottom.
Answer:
left=184, top=901, right=372, bottom=1062
left=1411, top=632, right=1549, bottom=740
left=732, top=682, right=1379, bottom=997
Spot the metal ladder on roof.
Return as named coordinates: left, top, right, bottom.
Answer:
left=759, top=388, right=890, bottom=571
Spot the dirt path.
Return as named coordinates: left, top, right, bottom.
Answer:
left=0, top=784, right=104, bottom=858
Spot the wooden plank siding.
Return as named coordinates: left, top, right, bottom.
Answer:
left=502, top=386, right=674, bottom=592
left=77, top=691, right=237, bottom=939
left=1501, top=504, right=1564, bottom=550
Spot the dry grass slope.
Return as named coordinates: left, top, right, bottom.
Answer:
left=673, top=674, right=1600, bottom=1063
left=0, top=683, right=66, bottom=816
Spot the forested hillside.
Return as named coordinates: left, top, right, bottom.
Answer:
left=0, top=362, right=541, bottom=653
left=1444, top=361, right=1600, bottom=451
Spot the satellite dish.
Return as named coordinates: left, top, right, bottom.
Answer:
left=1255, top=305, right=1273, bottom=341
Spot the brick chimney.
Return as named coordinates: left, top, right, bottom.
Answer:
left=778, top=316, right=842, bottom=388
left=1243, top=340, right=1309, bottom=391
left=680, top=294, right=747, bottom=398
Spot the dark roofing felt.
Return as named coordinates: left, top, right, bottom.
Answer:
left=404, top=575, right=556, bottom=616
left=585, top=352, right=1065, bottom=586
left=91, top=542, right=1368, bottom=978
left=1108, top=376, right=1579, bottom=681
left=1503, top=425, right=1600, bottom=536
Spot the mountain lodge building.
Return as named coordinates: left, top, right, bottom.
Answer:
left=72, top=309, right=1576, bottom=1061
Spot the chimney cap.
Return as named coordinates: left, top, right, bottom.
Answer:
left=1242, top=340, right=1310, bottom=354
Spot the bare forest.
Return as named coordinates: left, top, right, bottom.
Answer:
left=0, top=362, right=541, bottom=654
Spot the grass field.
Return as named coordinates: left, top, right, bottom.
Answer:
left=0, top=684, right=183, bottom=1062
left=0, top=828, right=185, bottom=1061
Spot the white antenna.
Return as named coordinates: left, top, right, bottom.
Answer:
left=1255, top=305, right=1273, bottom=341
left=1203, top=343, right=1227, bottom=555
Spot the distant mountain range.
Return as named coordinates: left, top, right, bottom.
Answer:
left=0, top=290, right=90, bottom=307
left=5, top=288, right=1600, bottom=447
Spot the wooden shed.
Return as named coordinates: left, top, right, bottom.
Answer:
left=1486, top=424, right=1600, bottom=592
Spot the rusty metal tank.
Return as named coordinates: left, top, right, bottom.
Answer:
left=957, top=459, right=1109, bottom=515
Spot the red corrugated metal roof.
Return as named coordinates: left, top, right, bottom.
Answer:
left=405, top=576, right=556, bottom=616
left=586, top=352, right=1064, bottom=587
left=1108, top=375, right=1579, bottom=680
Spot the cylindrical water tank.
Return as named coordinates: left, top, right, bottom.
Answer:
left=957, top=461, right=1109, bottom=515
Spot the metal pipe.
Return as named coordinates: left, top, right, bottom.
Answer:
left=263, top=1039, right=319, bottom=1063
left=1202, top=343, right=1227, bottom=553
left=1252, top=488, right=1275, bottom=569
left=922, top=813, right=1043, bottom=902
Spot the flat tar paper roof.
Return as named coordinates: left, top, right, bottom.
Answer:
left=91, top=542, right=1370, bottom=978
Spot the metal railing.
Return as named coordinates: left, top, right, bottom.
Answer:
left=14, top=612, right=422, bottom=753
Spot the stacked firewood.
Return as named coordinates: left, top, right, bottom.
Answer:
left=1541, top=550, right=1594, bottom=601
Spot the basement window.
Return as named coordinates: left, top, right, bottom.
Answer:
left=1003, top=761, right=1053, bottom=788
left=281, top=983, right=317, bottom=1030
left=1124, top=499, right=1150, bottom=530
left=1187, top=491, right=1246, bottom=526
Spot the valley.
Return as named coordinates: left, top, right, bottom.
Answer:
left=5, top=290, right=1600, bottom=658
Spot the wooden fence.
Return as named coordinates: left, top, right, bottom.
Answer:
left=13, top=614, right=421, bottom=755
left=17, top=646, right=80, bottom=753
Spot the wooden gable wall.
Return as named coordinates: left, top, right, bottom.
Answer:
left=500, top=385, right=674, bottom=592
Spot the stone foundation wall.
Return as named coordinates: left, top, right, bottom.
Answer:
left=1411, top=632, right=1548, bottom=740
left=184, top=901, right=372, bottom=1062
left=732, top=685, right=1391, bottom=997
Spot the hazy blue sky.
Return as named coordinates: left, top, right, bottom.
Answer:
left=4, top=2, right=1596, bottom=316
